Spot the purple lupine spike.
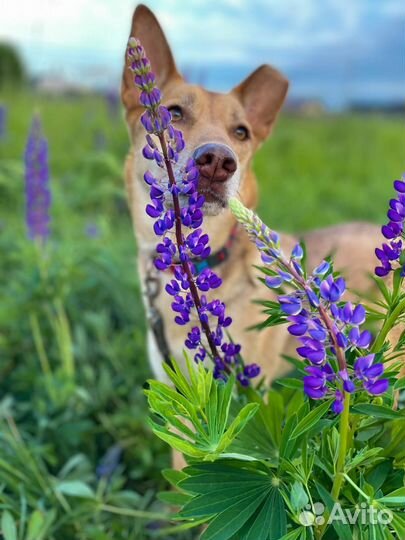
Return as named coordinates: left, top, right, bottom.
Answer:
left=375, top=175, right=405, bottom=276
left=230, top=197, right=389, bottom=413
left=24, top=115, right=51, bottom=243
left=127, top=38, right=259, bottom=384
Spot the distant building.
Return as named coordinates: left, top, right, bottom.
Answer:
left=32, top=75, right=89, bottom=97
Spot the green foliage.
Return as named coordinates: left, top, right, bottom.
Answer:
left=0, top=44, right=26, bottom=89
left=147, top=358, right=405, bottom=539
left=1, top=88, right=404, bottom=538
left=146, top=357, right=259, bottom=460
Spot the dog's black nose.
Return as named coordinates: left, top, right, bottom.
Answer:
left=193, top=143, right=237, bottom=183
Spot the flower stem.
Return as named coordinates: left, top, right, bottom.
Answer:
left=371, top=297, right=405, bottom=354
left=318, top=391, right=351, bottom=539
left=317, top=303, right=346, bottom=371
left=157, top=133, right=223, bottom=364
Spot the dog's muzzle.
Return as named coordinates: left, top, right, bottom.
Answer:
left=193, top=143, right=237, bottom=183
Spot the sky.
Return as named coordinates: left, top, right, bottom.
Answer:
left=1, top=0, right=404, bottom=109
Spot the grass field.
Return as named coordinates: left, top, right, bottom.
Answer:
left=0, top=90, right=404, bottom=538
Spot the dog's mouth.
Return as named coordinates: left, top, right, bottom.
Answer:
left=198, top=177, right=228, bottom=208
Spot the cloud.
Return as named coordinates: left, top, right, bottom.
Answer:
left=1, top=0, right=403, bottom=107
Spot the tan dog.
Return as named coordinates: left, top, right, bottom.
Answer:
left=121, top=5, right=386, bottom=384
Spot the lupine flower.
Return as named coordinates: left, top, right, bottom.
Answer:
left=0, top=105, right=7, bottom=140
left=127, top=37, right=259, bottom=384
left=375, top=175, right=405, bottom=277
left=85, top=222, right=101, bottom=238
left=24, top=116, right=51, bottom=242
left=104, top=88, right=120, bottom=119
left=229, top=198, right=389, bottom=412
left=94, top=130, right=107, bottom=152
left=96, top=444, right=122, bottom=480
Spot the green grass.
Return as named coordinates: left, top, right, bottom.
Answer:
left=255, top=114, right=405, bottom=230
left=0, top=90, right=404, bottom=538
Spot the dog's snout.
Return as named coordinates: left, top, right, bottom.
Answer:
left=193, top=143, right=237, bottom=183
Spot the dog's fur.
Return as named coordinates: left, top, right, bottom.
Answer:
left=121, top=5, right=392, bottom=384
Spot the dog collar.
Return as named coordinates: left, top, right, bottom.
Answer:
left=169, top=223, right=239, bottom=275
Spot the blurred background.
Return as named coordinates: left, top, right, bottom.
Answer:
left=0, top=1, right=404, bottom=538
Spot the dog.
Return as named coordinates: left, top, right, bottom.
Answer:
left=121, top=5, right=394, bottom=385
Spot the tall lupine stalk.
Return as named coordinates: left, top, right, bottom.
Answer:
left=229, top=197, right=389, bottom=412
left=127, top=37, right=259, bottom=385
left=24, top=116, right=51, bottom=243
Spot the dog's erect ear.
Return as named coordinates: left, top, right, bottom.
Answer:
left=232, top=65, right=288, bottom=142
left=121, top=4, right=182, bottom=115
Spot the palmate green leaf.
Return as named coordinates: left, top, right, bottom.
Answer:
left=376, top=487, right=405, bottom=506
left=228, top=390, right=281, bottom=461
left=180, top=463, right=271, bottom=494
left=393, top=376, right=405, bottom=391
left=274, top=378, right=303, bottom=390
left=162, top=353, right=212, bottom=411
left=153, top=518, right=207, bottom=537
left=161, top=468, right=189, bottom=488
left=380, top=418, right=405, bottom=460
left=148, top=362, right=260, bottom=459
left=181, top=475, right=267, bottom=495
left=232, top=488, right=287, bottom=540
left=290, top=482, right=309, bottom=513
left=351, top=404, right=405, bottom=420
left=148, top=419, right=205, bottom=458
left=290, top=400, right=332, bottom=439
left=370, top=275, right=392, bottom=306
left=206, top=376, right=234, bottom=441
left=315, top=483, right=353, bottom=540
left=201, top=489, right=269, bottom=540
left=215, top=403, right=259, bottom=454
left=157, top=490, right=192, bottom=506
left=346, top=447, right=384, bottom=472
left=365, top=460, right=391, bottom=492
left=147, top=380, right=204, bottom=433
left=179, top=462, right=285, bottom=540
left=391, top=511, right=405, bottom=537
left=181, top=484, right=268, bottom=518
left=280, top=414, right=300, bottom=460
left=279, top=529, right=304, bottom=540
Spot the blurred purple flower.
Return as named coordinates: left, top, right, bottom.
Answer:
left=24, top=115, right=51, bottom=242
left=94, top=130, right=107, bottom=152
left=0, top=105, right=7, bottom=140
left=96, top=444, right=122, bottom=480
left=104, top=88, right=120, bottom=119
left=85, top=222, right=101, bottom=238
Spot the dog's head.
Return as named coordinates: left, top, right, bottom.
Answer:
left=122, top=4, right=288, bottom=215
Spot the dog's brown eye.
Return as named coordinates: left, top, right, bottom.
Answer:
left=234, top=125, right=249, bottom=141
left=168, top=105, right=183, bottom=122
